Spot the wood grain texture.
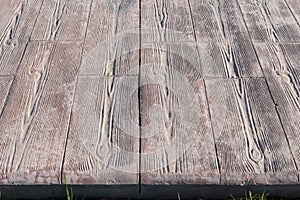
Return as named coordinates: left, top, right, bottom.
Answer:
left=189, top=0, right=263, bottom=78
left=0, top=76, right=13, bottom=115
left=63, top=0, right=140, bottom=184
left=141, top=0, right=195, bottom=42
left=63, top=76, right=139, bottom=184
left=140, top=43, right=220, bottom=184
left=78, top=0, right=139, bottom=76
left=0, top=0, right=43, bottom=75
left=0, top=41, right=82, bottom=184
left=206, top=78, right=298, bottom=184
left=0, top=0, right=21, bottom=34
left=0, top=0, right=299, bottom=188
left=31, top=0, right=91, bottom=41
left=238, top=0, right=300, bottom=43
left=254, top=43, right=300, bottom=175
left=285, top=0, right=300, bottom=27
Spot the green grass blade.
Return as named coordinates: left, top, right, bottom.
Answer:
left=177, top=192, right=181, bottom=200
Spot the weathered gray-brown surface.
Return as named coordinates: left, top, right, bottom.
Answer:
left=0, top=0, right=299, bottom=198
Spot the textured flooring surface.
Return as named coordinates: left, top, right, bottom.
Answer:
left=0, top=0, right=299, bottom=199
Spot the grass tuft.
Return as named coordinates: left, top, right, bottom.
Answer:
left=231, top=190, right=269, bottom=200
left=64, top=174, right=74, bottom=200
left=177, top=192, right=181, bottom=200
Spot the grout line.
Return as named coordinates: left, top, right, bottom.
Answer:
left=235, top=0, right=300, bottom=181
left=12, top=0, right=45, bottom=76
left=269, top=83, right=300, bottom=181
left=76, top=75, right=266, bottom=79
left=187, top=0, right=222, bottom=184
left=138, top=0, right=142, bottom=195
left=29, top=39, right=85, bottom=42
left=136, top=40, right=300, bottom=44
left=77, top=74, right=139, bottom=78
left=0, top=75, right=15, bottom=77
left=283, top=0, right=300, bottom=28
left=187, top=0, right=202, bottom=76
left=59, top=0, right=94, bottom=184
left=203, top=76, right=265, bottom=80
left=28, top=0, right=45, bottom=42
left=11, top=43, right=56, bottom=173
left=26, top=0, right=45, bottom=42
left=203, top=79, right=222, bottom=184
left=60, top=77, right=78, bottom=184
left=251, top=42, right=300, bottom=44
left=0, top=0, right=45, bottom=132
left=0, top=76, right=14, bottom=120
left=143, top=40, right=300, bottom=44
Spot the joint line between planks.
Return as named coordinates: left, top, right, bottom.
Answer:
left=9, top=0, right=45, bottom=76
left=138, top=0, right=142, bottom=194
left=252, top=42, right=300, bottom=44
left=28, top=0, right=46, bottom=42
left=203, top=77, right=265, bottom=80
left=187, top=0, right=203, bottom=76
left=203, top=80, right=222, bottom=184
left=59, top=0, right=94, bottom=184
left=283, top=0, right=300, bottom=28
left=188, top=0, right=221, bottom=183
left=271, top=87, right=300, bottom=181
left=11, top=43, right=56, bottom=173
left=29, top=39, right=85, bottom=42
left=0, top=76, right=14, bottom=119
left=0, top=41, right=28, bottom=120
left=0, top=75, right=15, bottom=77
left=235, top=0, right=300, bottom=181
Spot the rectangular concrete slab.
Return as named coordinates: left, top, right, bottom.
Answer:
left=0, top=0, right=43, bottom=75
left=0, top=41, right=82, bottom=184
left=139, top=43, right=220, bottom=184
left=63, top=75, right=140, bottom=184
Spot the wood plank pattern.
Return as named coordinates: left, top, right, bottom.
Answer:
left=140, top=43, right=219, bottom=184
left=205, top=78, right=298, bottom=184
left=0, top=41, right=82, bottom=184
left=238, top=0, right=300, bottom=43
left=63, top=76, right=139, bottom=184
left=254, top=43, right=300, bottom=174
left=189, top=0, right=263, bottom=78
left=0, top=76, right=13, bottom=115
left=78, top=0, right=139, bottom=76
left=0, top=0, right=299, bottom=191
left=62, top=0, right=141, bottom=184
left=0, top=0, right=43, bottom=75
left=31, top=0, right=91, bottom=41
left=141, top=0, right=195, bottom=42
